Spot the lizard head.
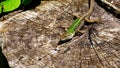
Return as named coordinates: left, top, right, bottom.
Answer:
left=60, top=32, right=75, bottom=42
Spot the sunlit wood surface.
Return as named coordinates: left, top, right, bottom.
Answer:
left=0, top=0, right=120, bottom=68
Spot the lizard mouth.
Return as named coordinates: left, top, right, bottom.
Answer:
left=58, top=33, right=74, bottom=45
left=60, top=33, right=74, bottom=41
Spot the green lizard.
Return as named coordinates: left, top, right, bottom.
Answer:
left=60, top=0, right=96, bottom=41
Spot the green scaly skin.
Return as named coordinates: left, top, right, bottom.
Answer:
left=60, top=0, right=95, bottom=41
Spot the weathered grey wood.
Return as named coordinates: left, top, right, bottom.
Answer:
left=0, top=0, right=120, bottom=68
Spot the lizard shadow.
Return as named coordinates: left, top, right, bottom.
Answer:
left=58, top=39, right=72, bottom=45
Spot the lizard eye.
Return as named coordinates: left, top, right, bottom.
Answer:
left=58, top=34, right=72, bottom=45
left=60, top=33, right=74, bottom=42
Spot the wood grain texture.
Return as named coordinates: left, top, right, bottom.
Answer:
left=0, top=0, right=120, bottom=68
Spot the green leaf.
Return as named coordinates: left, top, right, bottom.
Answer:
left=0, top=0, right=21, bottom=13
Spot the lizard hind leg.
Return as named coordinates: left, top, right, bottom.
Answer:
left=85, top=17, right=100, bottom=24
left=75, top=16, right=100, bottom=36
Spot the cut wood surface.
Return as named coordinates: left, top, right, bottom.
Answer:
left=0, top=0, right=120, bottom=68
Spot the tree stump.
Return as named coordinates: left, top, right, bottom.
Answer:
left=0, top=0, right=120, bottom=68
